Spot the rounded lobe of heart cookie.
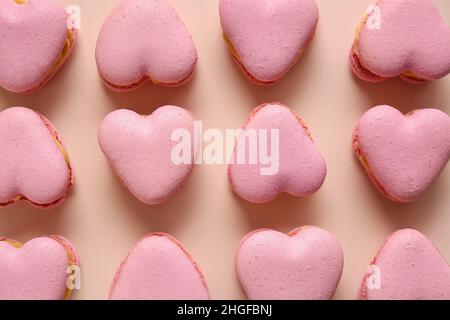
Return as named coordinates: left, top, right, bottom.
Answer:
left=0, top=0, right=71, bottom=93
left=219, top=0, right=319, bottom=84
left=228, top=103, right=327, bottom=203
left=359, top=229, right=450, bottom=300
left=358, top=0, right=450, bottom=80
left=0, top=237, right=77, bottom=300
left=95, top=0, right=198, bottom=91
left=98, top=106, right=195, bottom=205
left=354, top=105, right=450, bottom=203
left=109, top=233, right=209, bottom=300
left=0, top=107, right=72, bottom=207
left=236, top=226, right=344, bottom=300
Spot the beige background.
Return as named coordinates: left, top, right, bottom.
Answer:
left=0, top=0, right=449, bottom=300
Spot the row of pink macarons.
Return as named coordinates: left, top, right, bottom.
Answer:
left=1, top=227, right=449, bottom=300
left=1, top=103, right=449, bottom=209
left=1, top=0, right=450, bottom=94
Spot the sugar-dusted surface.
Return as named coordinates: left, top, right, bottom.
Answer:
left=0, top=0, right=448, bottom=299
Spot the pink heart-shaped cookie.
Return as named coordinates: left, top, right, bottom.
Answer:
left=350, top=0, right=450, bottom=83
left=353, top=105, right=450, bottom=203
left=219, top=0, right=319, bottom=85
left=96, top=0, right=197, bottom=91
left=110, top=233, right=209, bottom=300
left=228, top=103, right=327, bottom=203
left=0, top=236, right=79, bottom=300
left=0, top=0, right=77, bottom=93
left=98, top=106, right=195, bottom=205
left=237, top=226, right=343, bottom=300
left=0, top=107, right=73, bottom=208
left=359, top=229, right=450, bottom=300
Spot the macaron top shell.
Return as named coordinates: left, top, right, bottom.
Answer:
left=0, top=0, right=71, bottom=93
left=98, top=106, right=195, bottom=205
left=0, top=236, right=78, bottom=300
left=236, top=226, right=344, bottom=300
left=220, top=0, right=318, bottom=84
left=0, top=107, right=72, bottom=207
left=356, top=0, right=450, bottom=80
left=96, top=0, right=197, bottom=91
left=354, top=105, right=450, bottom=202
left=360, top=229, right=450, bottom=300
left=110, top=233, right=209, bottom=300
left=228, top=103, right=327, bottom=203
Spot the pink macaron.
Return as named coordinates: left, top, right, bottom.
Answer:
left=0, top=0, right=77, bottom=93
left=353, top=105, right=450, bottom=203
left=110, top=233, right=209, bottom=300
left=236, top=226, right=343, bottom=300
left=95, top=0, right=197, bottom=92
left=0, top=107, right=73, bottom=208
left=220, top=0, right=319, bottom=85
left=350, top=0, right=450, bottom=83
left=0, top=236, right=79, bottom=300
left=359, top=229, right=450, bottom=300
left=228, top=103, right=327, bottom=203
left=98, top=106, right=196, bottom=205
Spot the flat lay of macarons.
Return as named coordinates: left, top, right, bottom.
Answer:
left=0, top=0, right=449, bottom=300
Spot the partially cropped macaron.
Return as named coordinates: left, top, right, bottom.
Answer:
left=350, top=0, right=450, bottom=83
left=353, top=105, right=450, bottom=203
left=110, top=233, right=209, bottom=300
left=98, top=106, right=195, bottom=205
left=0, top=0, right=77, bottom=93
left=219, top=0, right=319, bottom=85
left=0, top=107, right=73, bottom=208
left=236, top=226, right=343, bottom=300
left=96, top=0, right=197, bottom=92
left=359, top=229, right=450, bottom=300
left=228, top=103, right=327, bottom=203
left=0, top=236, right=79, bottom=300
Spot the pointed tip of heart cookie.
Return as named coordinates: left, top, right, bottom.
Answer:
left=109, top=233, right=210, bottom=300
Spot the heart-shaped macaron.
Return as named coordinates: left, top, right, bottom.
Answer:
left=0, top=107, right=73, bottom=208
left=110, top=233, right=209, bottom=300
left=96, top=0, right=197, bottom=91
left=228, top=103, right=327, bottom=203
left=359, top=229, right=450, bottom=300
left=237, top=226, right=343, bottom=300
left=353, top=105, right=450, bottom=203
left=98, top=106, right=195, bottom=205
left=219, top=0, right=319, bottom=85
left=0, top=0, right=77, bottom=93
left=0, top=236, right=79, bottom=300
left=350, top=0, right=450, bottom=83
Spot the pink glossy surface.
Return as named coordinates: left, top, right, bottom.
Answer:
left=0, top=237, right=74, bottom=300
left=220, top=0, right=318, bottom=83
left=0, top=107, right=72, bottom=207
left=355, top=105, right=450, bottom=203
left=0, top=0, right=72, bottom=93
left=237, top=226, right=343, bottom=300
left=0, top=0, right=448, bottom=300
left=110, top=233, right=209, bottom=300
left=228, top=103, right=327, bottom=203
left=98, top=106, right=195, bottom=204
left=356, top=0, right=450, bottom=81
left=96, top=0, right=197, bottom=90
left=360, top=229, right=450, bottom=300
